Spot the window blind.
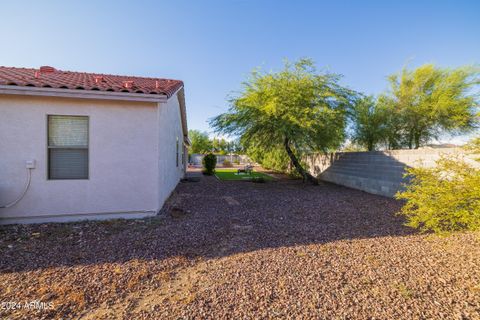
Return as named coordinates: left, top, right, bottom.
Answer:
left=48, top=115, right=89, bottom=179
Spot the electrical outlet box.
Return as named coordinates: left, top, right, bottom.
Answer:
left=26, top=160, right=36, bottom=169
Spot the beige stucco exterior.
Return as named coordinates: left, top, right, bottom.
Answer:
left=0, top=91, right=186, bottom=224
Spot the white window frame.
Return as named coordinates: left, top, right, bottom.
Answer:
left=176, top=137, right=179, bottom=167
left=47, top=115, right=89, bottom=180
left=181, top=142, right=185, bottom=166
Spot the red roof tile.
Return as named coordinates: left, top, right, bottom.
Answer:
left=0, top=66, right=183, bottom=98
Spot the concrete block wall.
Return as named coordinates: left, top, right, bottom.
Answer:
left=305, top=148, right=472, bottom=197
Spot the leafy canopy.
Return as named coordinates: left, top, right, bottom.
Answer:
left=381, top=64, right=479, bottom=149
left=246, top=145, right=290, bottom=173
left=188, top=130, right=212, bottom=154
left=350, top=95, right=389, bottom=151
left=210, top=58, right=357, bottom=180
left=212, top=137, right=229, bottom=155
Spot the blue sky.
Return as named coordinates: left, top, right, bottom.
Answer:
left=1, top=0, right=479, bottom=140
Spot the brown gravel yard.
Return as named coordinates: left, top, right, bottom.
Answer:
left=1, top=173, right=479, bottom=319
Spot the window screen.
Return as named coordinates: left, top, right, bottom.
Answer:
left=48, top=115, right=89, bottom=179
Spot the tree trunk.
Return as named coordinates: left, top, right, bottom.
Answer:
left=414, top=136, right=420, bottom=149
left=367, top=140, right=374, bottom=151
left=284, top=137, right=318, bottom=185
left=414, top=130, right=422, bottom=149
left=408, top=130, right=414, bottom=149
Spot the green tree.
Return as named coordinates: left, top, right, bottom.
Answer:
left=350, top=95, right=389, bottom=151
left=226, top=139, right=244, bottom=154
left=212, top=137, right=229, bottom=155
left=210, top=59, right=357, bottom=184
left=188, top=130, right=212, bottom=154
left=383, top=64, right=479, bottom=149
left=379, top=95, right=405, bottom=150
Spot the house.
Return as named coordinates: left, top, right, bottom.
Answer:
left=0, top=66, right=189, bottom=224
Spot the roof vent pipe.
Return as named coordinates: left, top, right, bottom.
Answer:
left=94, top=76, right=104, bottom=84
left=123, top=80, right=134, bottom=89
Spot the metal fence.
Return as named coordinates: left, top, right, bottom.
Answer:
left=189, top=153, right=251, bottom=166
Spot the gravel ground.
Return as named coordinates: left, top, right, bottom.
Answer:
left=1, top=173, right=479, bottom=319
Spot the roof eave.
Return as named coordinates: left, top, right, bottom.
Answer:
left=0, top=85, right=168, bottom=103
left=170, top=85, right=189, bottom=142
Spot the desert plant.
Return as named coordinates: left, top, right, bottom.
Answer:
left=466, top=136, right=480, bottom=160
left=396, top=140, right=480, bottom=234
left=202, top=153, right=217, bottom=175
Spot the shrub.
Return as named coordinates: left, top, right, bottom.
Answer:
left=396, top=144, right=480, bottom=234
left=251, top=176, right=266, bottom=183
left=202, top=153, right=217, bottom=175
left=223, top=159, right=232, bottom=167
left=247, top=146, right=290, bottom=173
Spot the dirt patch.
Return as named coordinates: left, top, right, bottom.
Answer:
left=81, top=260, right=210, bottom=319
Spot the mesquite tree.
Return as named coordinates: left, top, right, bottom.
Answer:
left=382, top=64, right=479, bottom=149
left=350, top=95, right=390, bottom=151
left=210, top=59, right=356, bottom=184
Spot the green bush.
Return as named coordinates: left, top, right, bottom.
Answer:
left=396, top=142, right=480, bottom=234
left=222, top=159, right=232, bottom=167
left=251, top=176, right=266, bottom=183
left=247, top=146, right=290, bottom=173
left=202, top=153, right=217, bottom=175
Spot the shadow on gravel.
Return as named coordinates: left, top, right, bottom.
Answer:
left=0, top=174, right=414, bottom=273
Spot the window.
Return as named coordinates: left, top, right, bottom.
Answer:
left=181, top=143, right=185, bottom=166
left=176, top=137, right=179, bottom=167
left=48, top=115, right=89, bottom=179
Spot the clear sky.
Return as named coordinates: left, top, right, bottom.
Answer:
left=1, top=0, right=479, bottom=140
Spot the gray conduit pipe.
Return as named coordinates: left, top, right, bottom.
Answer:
left=0, top=168, right=32, bottom=208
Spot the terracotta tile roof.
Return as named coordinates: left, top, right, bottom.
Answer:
left=0, top=66, right=183, bottom=98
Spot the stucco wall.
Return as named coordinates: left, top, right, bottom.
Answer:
left=305, top=148, right=476, bottom=197
left=157, top=93, right=186, bottom=208
left=0, top=95, right=161, bottom=223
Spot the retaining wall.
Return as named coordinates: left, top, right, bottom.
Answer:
left=305, top=148, right=474, bottom=197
